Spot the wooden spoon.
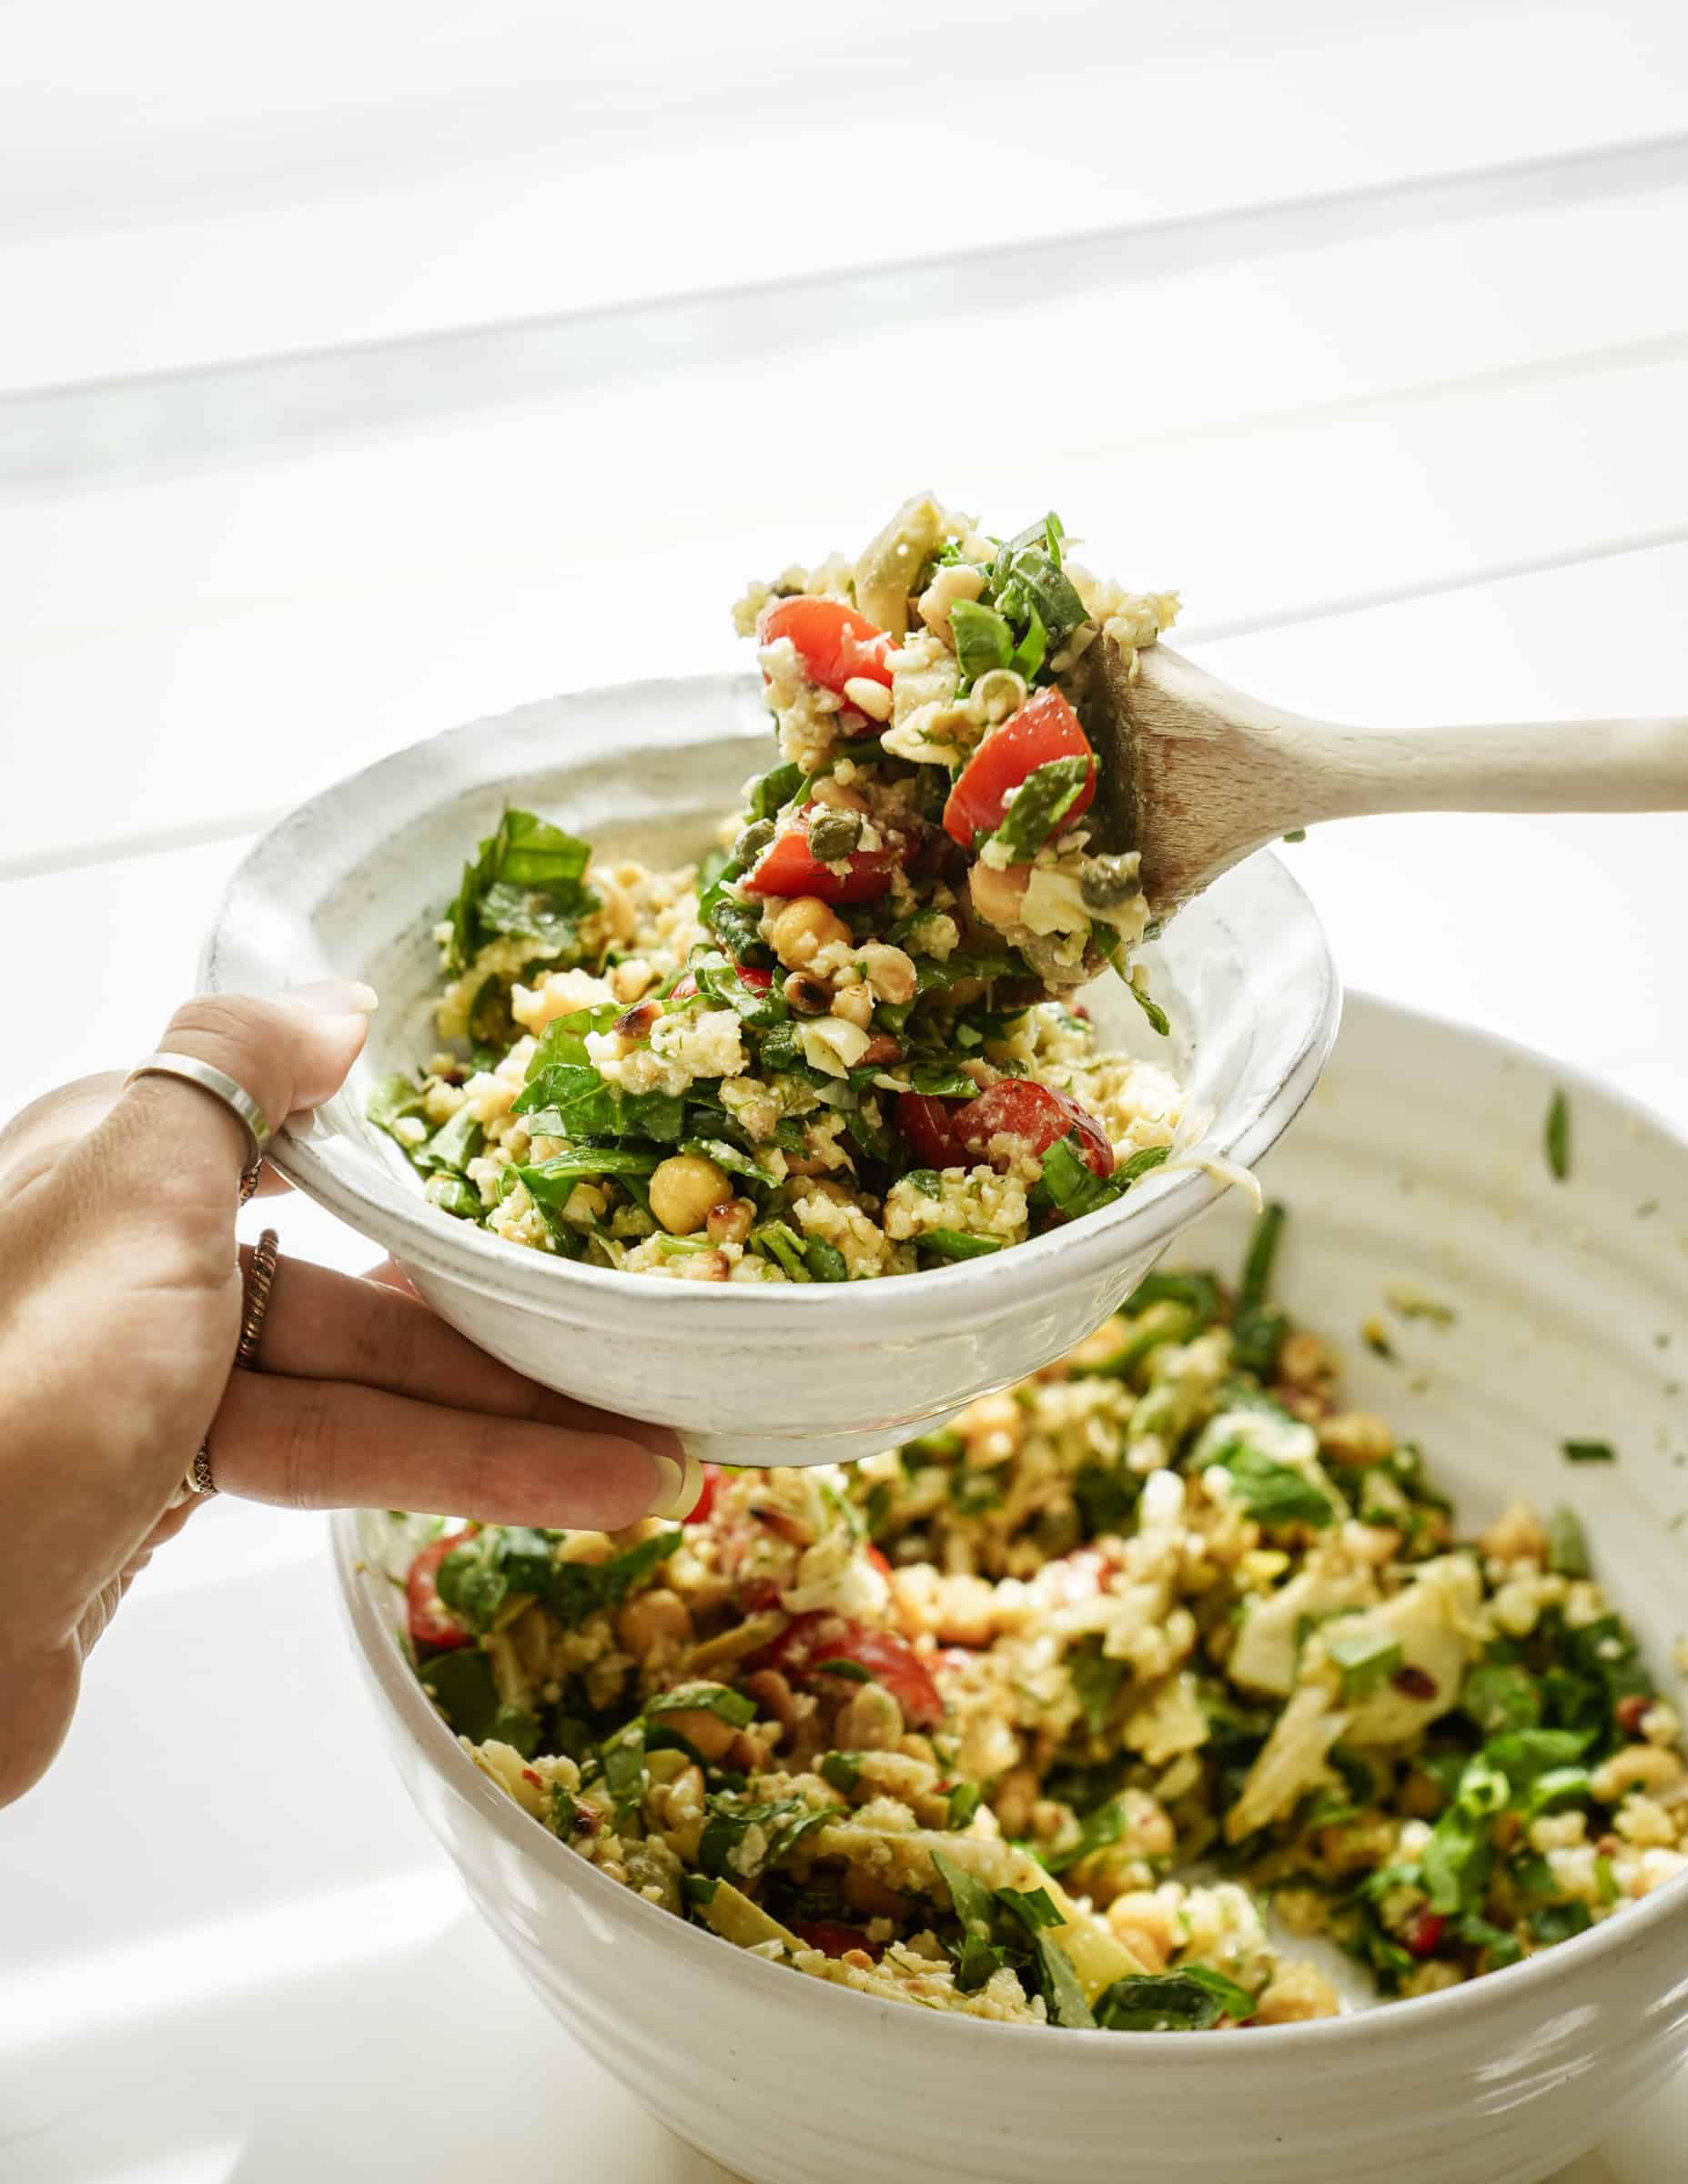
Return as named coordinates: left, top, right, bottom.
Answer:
left=1071, top=638, right=1688, bottom=915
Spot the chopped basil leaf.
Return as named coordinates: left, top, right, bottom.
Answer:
left=1460, top=1662, right=1541, bottom=1736
left=368, top=1074, right=427, bottom=1136
left=996, top=1885, right=1063, bottom=1935
left=906, top=1059, right=978, bottom=1098
left=949, top=598, right=1015, bottom=685
left=1562, top=1440, right=1616, bottom=1465
left=1070, top=1647, right=1127, bottom=1734
left=419, top=1647, right=500, bottom=1741
left=1208, top=1444, right=1335, bottom=1530
left=1123, top=977, right=1170, bottom=1037
left=1238, top=1201, right=1287, bottom=1315
left=1529, top=1899, right=1592, bottom=1946
left=646, top=1684, right=757, bottom=1729
left=904, top=1168, right=944, bottom=1198
left=698, top=1795, right=829, bottom=1881
left=946, top=1780, right=983, bottom=1828
left=1095, top=1967, right=1253, bottom=2032
left=819, top=1753, right=861, bottom=1795
left=1325, top=1624, right=1404, bottom=1700
left=985, top=754, right=1092, bottom=864
left=749, top=1221, right=812, bottom=1281
left=804, top=1238, right=851, bottom=1283
left=1043, top=1798, right=1127, bottom=1876
left=1547, top=1505, right=1592, bottom=1577
left=919, top=1228, right=1006, bottom=1261
left=546, top=1529, right=682, bottom=1628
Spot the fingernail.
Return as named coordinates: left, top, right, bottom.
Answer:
left=286, top=979, right=379, bottom=1016
left=648, top=1446, right=702, bottom=1522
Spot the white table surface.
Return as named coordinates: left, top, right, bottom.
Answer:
left=4, top=13, right=1688, bottom=2176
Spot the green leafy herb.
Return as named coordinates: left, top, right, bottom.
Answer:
left=1529, top=1899, right=1592, bottom=1946
left=698, top=1795, right=830, bottom=1881
left=437, top=1525, right=558, bottom=1633
left=1325, top=1624, right=1405, bottom=1701
left=419, top=1647, right=500, bottom=1741
left=1070, top=1648, right=1127, bottom=1734
left=1042, top=1799, right=1127, bottom=1876
left=1562, top=1440, right=1616, bottom=1465
left=411, top=1104, right=484, bottom=1178
left=546, top=1530, right=682, bottom=1628
left=1238, top=1201, right=1287, bottom=1315
left=1124, top=977, right=1170, bottom=1037
left=949, top=598, right=1015, bottom=685
left=1547, top=1505, right=1592, bottom=1577
left=1208, top=1444, right=1335, bottom=1530
left=1095, top=1967, right=1255, bottom=2032
left=1545, top=1088, right=1571, bottom=1181
left=1460, top=1662, right=1541, bottom=1737
left=819, top=1753, right=862, bottom=1795
left=984, top=754, right=1093, bottom=864
left=920, top=1228, right=1006, bottom=1261
left=368, top=1074, right=427, bottom=1137
left=447, top=808, right=592, bottom=974
left=1420, top=1803, right=1492, bottom=1916
left=746, top=762, right=804, bottom=824
left=906, top=1058, right=978, bottom=1098
left=749, top=1221, right=812, bottom=1281
left=1126, top=1269, right=1221, bottom=1329
left=645, top=1684, right=756, bottom=1729
left=946, top=1780, right=983, bottom=1829
left=804, top=1237, right=850, bottom=1283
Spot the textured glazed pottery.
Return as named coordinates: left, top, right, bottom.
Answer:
left=334, top=996, right=1688, bottom=2184
left=202, top=673, right=1339, bottom=1463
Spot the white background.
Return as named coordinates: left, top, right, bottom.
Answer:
left=2, top=4, right=1686, bottom=2177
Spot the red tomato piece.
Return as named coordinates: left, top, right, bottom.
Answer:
left=954, top=1080, right=1115, bottom=1180
left=865, top=1544, right=893, bottom=1579
left=689, top=1463, right=723, bottom=1525
left=1404, top=1909, right=1447, bottom=1958
left=746, top=1612, right=944, bottom=1728
left=742, top=817, right=899, bottom=905
left=406, top=1529, right=476, bottom=1653
left=789, top=1920, right=880, bottom=1960
left=942, top=686, right=1096, bottom=847
left=755, top=596, right=894, bottom=693
left=894, top=1091, right=968, bottom=1167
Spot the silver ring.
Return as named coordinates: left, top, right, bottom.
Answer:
left=126, top=1051, right=271, bottom=1169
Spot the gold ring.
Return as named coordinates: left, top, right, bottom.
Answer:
left=236, top=1228, right=281, bottom=1370
left=177, top=1228, right=282, bottom=1502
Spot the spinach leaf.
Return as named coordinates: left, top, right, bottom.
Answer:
left=1460, top=1662, right=1541, bottom=1737
left=1035, top=1937, right=1097, bottom=2028
left=1325, top=1624, right=1404, bottom=1701
left=906, top=1058, right=979, bottom=1098
left=950, top=599, right=1015, bottom=684
left=749, top=1221, right=812, bottom=1281
left=1095, top=1966, right=1254, bottom=2032
left=412, top=1105, right=484, bottom=1178
left=1042, top=1798, right=1127, bottom=1876
left=746, top=763, right=804, bottom=824
left=545, top=1530, right=682, bottom=1628
left=1123, top=976, right=1170, bottom=1037
left=1529, top=1899, right=1592, bottom=1946
left=946, top=1780, right=983, bottom=1829
left=368, top=1074, right=427, bottom=1137
left=985, top=754, right=1093, bottom=864
left=698, top=1796, right=831, bottom=1881
left=1208, top=1444, right=1335, bottom=1530
left=919, top=1228, right=1005, bottom=1261
left=520, top=1148, right=667, bottom=1198
left=601, top=1723, right=647, bottom=1828
left=448, top=808, right=591, bottom=974
left=419, top=1647, right=500, bottom=1741
left=1070, top=1648, right=1127, bottom=1735
left=804, top=1237, right=850, bottom=1283
left=646, top=1684, right=757, bottom=1729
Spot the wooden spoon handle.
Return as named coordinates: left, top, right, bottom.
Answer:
left=1287, top=712, right=1688, bottom=825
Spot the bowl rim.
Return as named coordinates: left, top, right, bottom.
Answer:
left=330, top=989, right=1688, bottom=2059
left=202, top=669, right=1341, bottom=1327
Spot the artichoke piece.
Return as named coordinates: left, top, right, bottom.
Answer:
left=854, top=494, right=955, bottom=637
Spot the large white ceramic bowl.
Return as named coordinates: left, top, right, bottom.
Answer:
left=203, top=674, right=1338, bottom=1463
left=334, top=995, right=1688, bottom=2184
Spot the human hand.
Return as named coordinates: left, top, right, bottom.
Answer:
left=0, top=986, right=691, bottom=1807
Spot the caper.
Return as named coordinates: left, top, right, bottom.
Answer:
left=806, top=808, right=864, bottom=863
left=733, top=818, right=776, bottom=865
left=1079, top=852, right=1143, bottom=912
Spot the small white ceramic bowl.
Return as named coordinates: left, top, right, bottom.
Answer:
left=203, top=672, right=1337, bottom=1463
left=334, top=995, right=1688, bottom=2184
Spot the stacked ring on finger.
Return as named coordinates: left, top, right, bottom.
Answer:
left=180, top=1228, right=281, bottom=1502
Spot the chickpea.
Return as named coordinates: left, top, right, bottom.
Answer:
left=834, top=1682, right=905, bottom=1751
left=1318, top=1410, right=1395, bottom=1466
left=830, top=983, right=874, bottom=1029
left=655, top=1706, right=740, bottom=1763
left=705, top=1196, right=756, bottom=1246
left=614, top=1587, right=694, bottom=1656
left=1252, top=1964, right=1340, bottom=2025
left=609, top=957, right=654, bottom=1004
left=1105, top=1891, right=1175, bottom=1973
left=650, top=1153, right=732, bottom=1235
left=968, top=862, right=1030, bottom=932
left=766, top=895, right=853, bottom=968
left=1478, top=1501, right=1551, bottom=1565
left=808, top=776, right=872, bottom=816
left=916, top=560, right=986, bottom=645
left=860, top=941, right=918, bottom=1005
left=1592, top=1745, right=1685, bottom=1802
left=1276, top=1331, right=1333, bottom=1390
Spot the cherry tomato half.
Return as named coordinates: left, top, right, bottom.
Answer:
left=942, top=686, right=1096, bottom=846
left=894, top=1092, right=968, bottom=1168
left=742, top=814, right=899, bottom=905
left=406, top=1529, right=477, bottom=1653
left=955, top=1080, right=1114, bottom=1180
left=1404, top=1909, right=1448, bottom=1958
left=689, top=1462, right=723, bottom=1525
left=756, top=596, right=895, bottom=693
left=745, top=1612, right=944, bottom=1728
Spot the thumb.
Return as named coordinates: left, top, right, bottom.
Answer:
left=111, top=985, right=379, bottom=1202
